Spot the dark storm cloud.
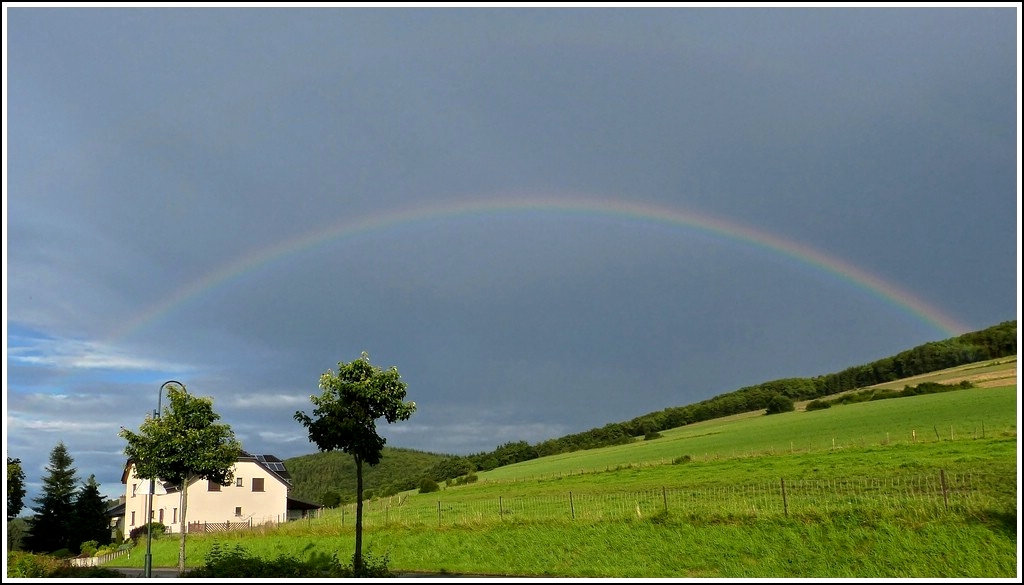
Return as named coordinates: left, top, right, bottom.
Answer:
left=5, top=6, right=1018, bottom=501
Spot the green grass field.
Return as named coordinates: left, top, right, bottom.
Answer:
left=106, top=377, right=1019, bottom=578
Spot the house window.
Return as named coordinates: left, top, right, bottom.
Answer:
left=252, top=478, right=265, bottom=492
left=158, top=509, right=164, bottom=523
left=130, top=511, right=136, bottom=526
left=236, top=477, right=243, bottom=487
left=208, top=480, right=221, bottom=492
left=173, top=508, right=178, bottom=523
left=132, top=483, right=137, bottom=498
left=235, top=507, right=242, bottom=517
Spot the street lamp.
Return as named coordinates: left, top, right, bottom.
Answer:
left=144, top=380, right=183, bottom=578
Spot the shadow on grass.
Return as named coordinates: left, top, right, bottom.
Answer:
left=966, top=508, right=1018, bottom=540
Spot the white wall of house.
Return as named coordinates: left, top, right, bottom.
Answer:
left=123, top=460, right=289, bottom=534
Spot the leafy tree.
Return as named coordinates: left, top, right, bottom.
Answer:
left=764, top=394, right=795, bottom=415
left=119, top=383, right=241, bottom=573
left=73, top=475, right=112, bottom=548
left=7, top=517, right=30, bottom=551
left=320, top=490, right=342, bottom=508
left=7, top=457, right=27, bottom=520
left=24, top=443, right=79, bottom=553
left=418, top=478, right=440, bottom=494
left=294, top=352, right=416, bottom=576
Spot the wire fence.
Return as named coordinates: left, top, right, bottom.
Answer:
left=312, top=470, right=1009, bottom=529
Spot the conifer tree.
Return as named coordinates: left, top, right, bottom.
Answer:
left=73, top=475, right=112, bottom=548
left=24, top=442, right=79, bottom=553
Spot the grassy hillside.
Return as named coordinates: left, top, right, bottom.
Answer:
left=110, top=381, right=1018, bottom=577
left=865, top=354, right=1017, bottom=390
left=284, top=348, right=1017, bottom=504
left=285, top=447, right=450, bottom=504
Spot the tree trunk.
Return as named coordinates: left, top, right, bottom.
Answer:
left=178, top=475, right=190, bottom=574
left=354, top=455, right=363, bottom=576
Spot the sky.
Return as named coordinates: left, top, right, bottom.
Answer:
left=4, top=5, right=1020, bottom=506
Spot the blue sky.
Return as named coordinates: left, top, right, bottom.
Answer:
left=4, top=5, right=1020, bottom=504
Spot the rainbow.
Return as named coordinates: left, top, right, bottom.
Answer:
left=108, top=193, right=969, bottom=342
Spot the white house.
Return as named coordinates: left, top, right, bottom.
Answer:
left=117, top=451, right=320, bottom=535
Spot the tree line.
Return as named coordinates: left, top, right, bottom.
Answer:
left=411, top=320, right=1017, bottom=483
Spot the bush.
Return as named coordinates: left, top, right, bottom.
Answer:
left=6, top=551, right=124, bottom=578
left=672, top=455, right=692, bottom=465
left=94, top=543, right=119, bottom=557
left=805, top=399, right=831, bottom=411
left=128, top=522, right=165, bottom=544
left=182, top=543, right=391, bottom=578
left=643, top=430, right=663, bottom=441
left=79, top=540, right=99, bottom=557
left=418, top=478, right=440, bottom=494
left=320, top=490, right=341, bottom=508
left=765, top=394, right=795, bottom=415
left=7, top=551, right=65, bottom=578
left=453, top=472, right=478, bottom=486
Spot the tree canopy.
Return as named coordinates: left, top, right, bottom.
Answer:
left=295, top=352, right=415, bottom=575
left=295, top=352, right=417, bottom=465
left=119, top=383, right=241, bottom=573
left=7, top=457, right=26, bottom=521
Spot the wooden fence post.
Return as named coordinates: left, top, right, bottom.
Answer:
left=940, top=469, right=949, bottom=512
left=662, top=486, right=668, bottom=512
left=499, top=496, right=503, bottom=519
left=437, top=500, right=441, bottom=527
left=781, top=478, right=788, bottom=517
left=569, top=492, right=575, bottom=519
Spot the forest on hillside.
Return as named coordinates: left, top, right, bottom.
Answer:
left=286, top=320, right=1016, bottom=504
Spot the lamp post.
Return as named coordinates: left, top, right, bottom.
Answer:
left=144, top=380, right=183, bottom=578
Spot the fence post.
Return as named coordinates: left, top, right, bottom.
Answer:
left=780, top=478, right=788, bottom=517
left=499, top=496, right=503, bottom=519
left=662, top=486, right=668, bottom=512
left=940, top=469, right=949, bottom=512
left=437, top=500, right=441, bottom=527
left=569, top=492, right=575, bottom=519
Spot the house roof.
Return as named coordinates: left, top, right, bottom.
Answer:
left=238, top=451, right=292, bottom=487
left=105, top=501, right=126, bottom=518
left=286, top=496, right=323, bottom=511
left=121, top=451, right=293, bottom=488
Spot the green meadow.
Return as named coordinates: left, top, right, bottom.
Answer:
left=107, top=382, right=1019, bottom=578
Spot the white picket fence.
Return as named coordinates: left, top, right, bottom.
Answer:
left=68, top=547, right=131, bottom=568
